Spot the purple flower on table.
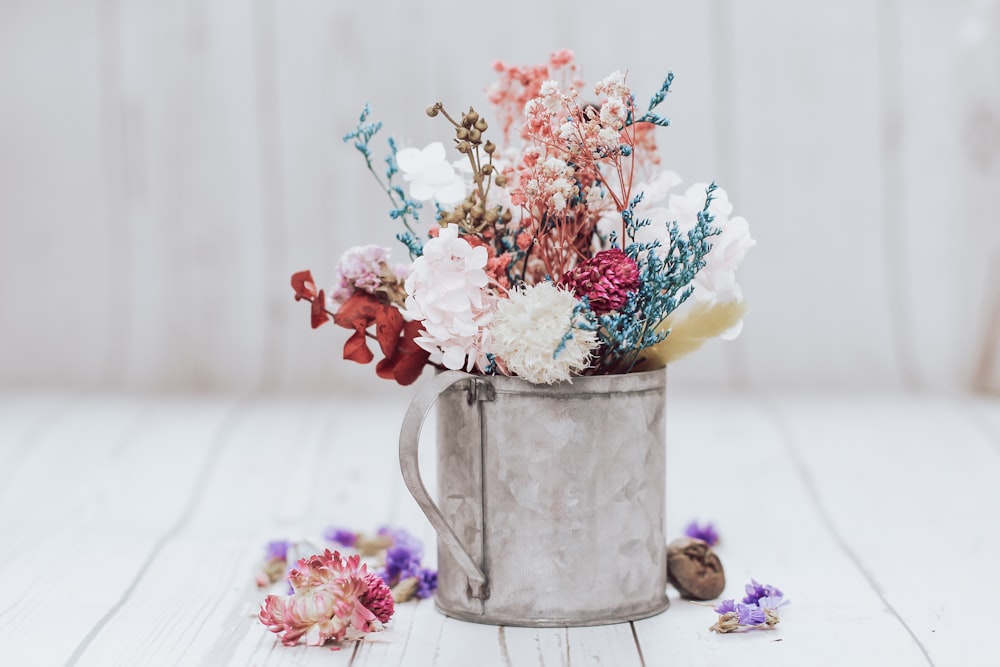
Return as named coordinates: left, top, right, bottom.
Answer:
left=742, top=578, right=783, bottom=605
left=376, top=527, right=425, bottom=586
left=323, top=526, right=358, bottom=548
left=416, top=567, right=438, bottom=599
left=735, top=603, right=766, bottom=626
left=684, top=520, right=719, bottom=546
left=714, top=598, right=736, bottom=615
left=265, top=540, right=292, bottom=561
left=378, top=526, right=424, bottom=558
left=758, top=595, right=787, bottom=610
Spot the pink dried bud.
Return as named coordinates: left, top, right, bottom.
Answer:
left=560, top=248, right=640, bottom=315
left=361, top=572, right=395, bottom=623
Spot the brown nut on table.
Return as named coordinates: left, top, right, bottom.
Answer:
left=666, top=537, right=725, bottom=600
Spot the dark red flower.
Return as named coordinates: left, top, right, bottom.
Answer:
left=559, top=248, right=640, bottom=315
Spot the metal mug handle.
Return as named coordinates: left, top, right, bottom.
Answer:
left=398, top=370, right=488, bottom=599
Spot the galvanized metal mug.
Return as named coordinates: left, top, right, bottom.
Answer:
left=399, top=368, right=668, bottom=627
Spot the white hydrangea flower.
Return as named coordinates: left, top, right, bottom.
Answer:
left=402, top=225, right=497, bottom=371
left=396, top=142, right=466, bottom=206
left=488, top=282, right=598, bottom=384
left=663, top=183, right=755, bottom=339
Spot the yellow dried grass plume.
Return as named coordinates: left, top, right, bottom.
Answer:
left=641, top=300, right=748, bottom=368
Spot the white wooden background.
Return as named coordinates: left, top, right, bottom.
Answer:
left=1, top=0, right=1000, bottom=394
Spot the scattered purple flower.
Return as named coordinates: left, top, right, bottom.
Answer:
left=735, top=603, right=766, bottom=626
left=684, top=520, right=719, bottom=547
left=324, top=527, right=359, bottom=548
left=742, top=578, right=783, bottom=605
left=256, top=540, right=293, bottom=588
left=758, top=595, right=785, bottom=610
left=416, top=567, right=438, bottom=599
left=715, top=600, right=736, bottom=614
left=713, top=598, right=736, bottom=614
left=710, top=579, right=788, bottom=634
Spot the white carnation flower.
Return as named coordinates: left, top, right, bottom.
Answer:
left=396, top=142, right=466, bottom=206
left=488, top=282, right=598, bottom=384
left=402, top=225, right=496, bottom=370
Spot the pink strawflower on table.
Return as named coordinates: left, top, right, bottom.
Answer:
left=258, top=549, right=394, bottom=647
left=559, top=248, right=640, bottom=316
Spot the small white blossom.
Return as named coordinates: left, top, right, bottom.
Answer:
left=599, top=97, right=627, bottom=128
left=396, top=142, right=466, bottom=206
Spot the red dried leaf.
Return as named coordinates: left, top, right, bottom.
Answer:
left=376, top=320, right=429, bottom=386
left=343, top=329, right=374, bottom=364
left=333, top=293, right=380, bottom=330
left=291, top=270, right=318, bottom=301
left=311, top=289, right=330, bottom=329
left=374, top=304, right=404, bottom=358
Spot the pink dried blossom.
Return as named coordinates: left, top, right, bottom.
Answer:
left=360, top=572, right=395, bottom=623
left=330, top=245, right=409, bottom=307
left=258, top=549, right=393, bottom=647
left=560, top=248, right=640, bottom=315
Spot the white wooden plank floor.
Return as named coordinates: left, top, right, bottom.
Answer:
left=1, top=389, right=996, bottom=666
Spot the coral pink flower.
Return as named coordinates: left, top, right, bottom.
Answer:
left=559, top=248, right=640, bottom=315
left=258, top=550, right=394, bottom=647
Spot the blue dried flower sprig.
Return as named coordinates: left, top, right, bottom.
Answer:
left=568, top=183, right=719, bottom=373
left=625, top=70, right=674, bottom=128
left=710, top=579, right=788, bottom=634
left=343, top=105, right=424, bottom=256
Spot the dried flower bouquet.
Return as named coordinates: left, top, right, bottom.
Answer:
left=292, top=50, right=754, bottom=385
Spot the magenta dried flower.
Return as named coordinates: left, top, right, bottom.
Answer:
left=684, top=520, right=719, bottom=546
left=360, top=571, right=395, bottom=624
left=559, top=248, right=640, bottom=315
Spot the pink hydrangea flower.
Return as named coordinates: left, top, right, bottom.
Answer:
left=401, top=225, right=498, bottom=371
left=559, top=248, right=640, bottom=315
left=258, top=550, right=394, bottom=647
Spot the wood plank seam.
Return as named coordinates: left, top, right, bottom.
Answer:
left=62, top=399, right=247, bottom=666
left=760, top=395, right=936, bottom=667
